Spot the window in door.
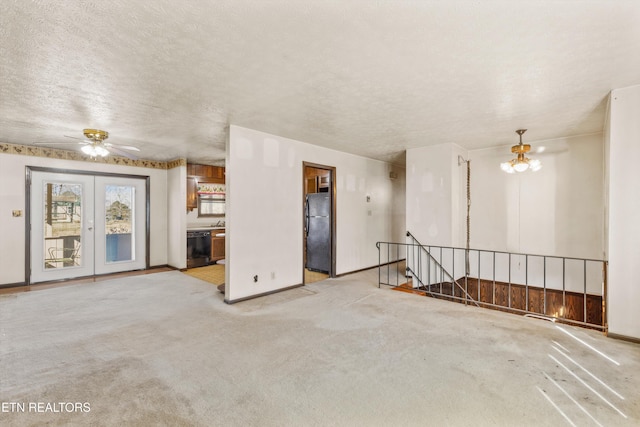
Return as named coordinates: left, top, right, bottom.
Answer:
left=43, top=182, right=83, bottom=270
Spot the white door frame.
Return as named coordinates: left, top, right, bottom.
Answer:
left=26, top=167, right=150, bottom=285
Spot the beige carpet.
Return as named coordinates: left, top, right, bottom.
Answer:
left=182, top=264, right=225, bottom=285
left=1, top=270, right=640, bottom=426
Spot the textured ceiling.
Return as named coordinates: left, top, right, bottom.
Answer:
left=1, top=1, right=639, bottom=166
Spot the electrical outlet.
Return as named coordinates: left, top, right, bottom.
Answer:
left=253, top=275, right=258, bottom=283
left=271, top=271, right=275, bottom=280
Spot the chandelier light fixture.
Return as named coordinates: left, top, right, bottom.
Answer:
left=500, top=129, right=541, bottom=173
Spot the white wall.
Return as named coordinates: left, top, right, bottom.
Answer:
left=225, top=125, right=405, bottom=302
left=469, top=133, right=604, bottom=259
left=167, top=165, right=187, bottom=269
left=607, top=84, right=640, bottom=340
left=468, top=134, right=604, bottom=294
left=0, top=153, right=168, bottom=285
left=406, top=143, right=467, bottom=248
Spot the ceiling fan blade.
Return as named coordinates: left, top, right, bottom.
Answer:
left=63, top=135, right=87, bottom=141
left=107, top=146, right=139, bottom=160
left=33, top=141, right=86, bottom=146
left=105, top=143, right=140, bottom=152
left=117, top=145, right=140, bottom=152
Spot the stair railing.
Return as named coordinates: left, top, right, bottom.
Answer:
left=377, top=231, right=607, bottom=331
left=376, top=233, right=479, bottom=307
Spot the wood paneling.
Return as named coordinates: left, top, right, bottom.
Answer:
left=419, top=277, right=603, bottom=327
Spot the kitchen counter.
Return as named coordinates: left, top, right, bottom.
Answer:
left=187, top=221, right=225, bottom=231
left=187, top=227, right=225, bottom=231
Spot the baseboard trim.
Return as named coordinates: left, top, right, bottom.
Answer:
left=2, top=265, right=171, bottom=289
left=225, top=283, right=304, bottom=304
left=0, top=281, right=27, bottom=289
left=607, top=332, right=640, bottom=344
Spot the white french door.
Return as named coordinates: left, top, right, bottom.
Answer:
left=30, top=171, right=147, bottom=283
left=94, top=175, right=146, bottom=275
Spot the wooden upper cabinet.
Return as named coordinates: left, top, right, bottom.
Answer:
left=187, top=163, right=225, bottom=183
left=186, top=177, right=198, bottom=210
left=195, top=164, right=209, bottom=178
left=304, top=167, right=329, bottom=195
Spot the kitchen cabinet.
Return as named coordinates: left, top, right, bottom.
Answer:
left=187, top=164, right=225, bottom=182
left=211, top=231, right=225, bottom=262
left=186, top=177, right=198, bottom=210
left=187, top=163, right=225, bottom=212
left=305, top=167, right=330, bottom=194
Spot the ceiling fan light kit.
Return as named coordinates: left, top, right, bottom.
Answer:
left=81, top=128, right=110, bottom=158
left=81, top=143, right=109, bottom=157
left=500, top=129, right=542, bottom=174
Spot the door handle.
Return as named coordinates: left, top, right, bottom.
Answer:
left=88, top=227, right=93, bottom=231
left=305, top=198, right=309, bottom=236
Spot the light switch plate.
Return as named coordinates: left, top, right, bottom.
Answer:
left=12, top=210, right=22, bottom=217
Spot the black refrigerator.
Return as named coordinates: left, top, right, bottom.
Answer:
left=305, top=193, right=330, bottom=273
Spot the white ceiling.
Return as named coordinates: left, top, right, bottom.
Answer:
left=1, top=1, right=639, bottom=166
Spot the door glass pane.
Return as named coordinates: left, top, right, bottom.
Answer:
left=43, top=182, right=82, bottom=269
left=105, top=185, right=135, bottom=263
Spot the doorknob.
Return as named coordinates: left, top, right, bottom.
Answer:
left=88, top=227, right=93, bottom=231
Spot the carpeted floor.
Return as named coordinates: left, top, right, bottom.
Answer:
left=182, top=264, right=225, bottom=285
left=1, top=269, right=639, bottom=426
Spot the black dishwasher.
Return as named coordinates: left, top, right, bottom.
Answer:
left=187, top=230, right=211, bottom=268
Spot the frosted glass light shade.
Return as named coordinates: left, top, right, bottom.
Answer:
left=95, top=146, right=109, bottom=157
left=529, top=159, right=542, bottom=171
left=500, top=162, right=515, bottom=173
left=81, top=144, right=109, bottom=157
left=513, top=161, right=529, bottom=172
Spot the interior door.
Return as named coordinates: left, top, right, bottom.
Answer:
left=30, top=172, right=95, bottom=283
left=30, top=170, right=147, bottom=283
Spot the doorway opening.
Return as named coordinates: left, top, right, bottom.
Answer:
left=303, top=162, right=336, bottom=284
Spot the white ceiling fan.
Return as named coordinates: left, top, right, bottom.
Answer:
left=35, top=129, right=141, bottom=160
